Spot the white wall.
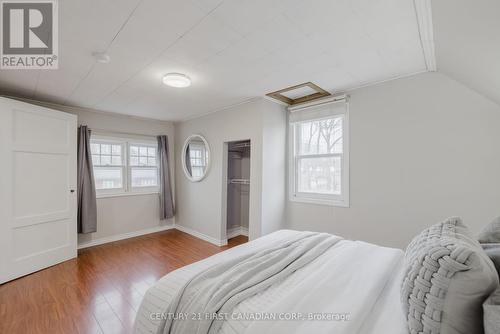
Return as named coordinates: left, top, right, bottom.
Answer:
left=286, top=72, right=500, bottom=249
left=433, top=0, right=500, bottom=106
left=261, top=104, right=287, bottom=235
left=175, top=99, right=286, bottom=243
left=13, top=71, right=498, bottom=251
left=11, top=99, right=175, bottom=247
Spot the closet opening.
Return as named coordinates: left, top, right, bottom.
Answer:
left=224, top=140, right=250, bottom=245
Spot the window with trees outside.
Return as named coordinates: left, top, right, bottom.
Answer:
left=90, top=136, right=159, bottom=197
left=289, top=100, right=349, bottom=206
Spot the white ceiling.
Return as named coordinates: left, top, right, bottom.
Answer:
left=432, top=0, right=500, bottom=106
left=0, top=0, right=428, bottom=121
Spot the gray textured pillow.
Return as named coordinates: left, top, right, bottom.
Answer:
left=478, top=217, right=500, bottom=276
left=483, top=287, right=500, bottom=334
left=478, top=216, right=500, bottom=243
left=401, top=217, right=499, bottom=334
left=482, top=243, right=500, bottom=275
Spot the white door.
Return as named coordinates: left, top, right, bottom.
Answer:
left=0, top=97, right=77, bottom=284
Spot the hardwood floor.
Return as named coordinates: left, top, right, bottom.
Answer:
left=0, top=230, right=248, bottom=334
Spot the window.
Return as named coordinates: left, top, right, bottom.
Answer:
left=91, top=141, right=125, bottom=193
left=129, top=144, right=158, bottom=188
left=90, top=135, right=159, bottom=197
left=289, top=100, right=349, bottom=206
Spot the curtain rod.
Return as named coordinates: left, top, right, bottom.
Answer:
left=87, top=127, right=158, bottom=139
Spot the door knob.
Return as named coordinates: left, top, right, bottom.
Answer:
left=70, top=189, right=75, bottom=193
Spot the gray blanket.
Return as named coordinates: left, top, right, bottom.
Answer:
left=158, top=232, right=341, bottom=334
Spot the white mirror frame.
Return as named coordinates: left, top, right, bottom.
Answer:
left=182, top=134, right=211, bottom=182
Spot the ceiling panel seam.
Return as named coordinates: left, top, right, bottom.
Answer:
left=90, top=2, right=225, bottom=109
left=61, top=0, right=144, bottom=105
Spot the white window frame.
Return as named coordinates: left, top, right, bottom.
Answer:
left=128, top=141, right=160, bottom=194
left=288, top=98, right=350, bottom=207
left=91, top=135, right=159, bottom=198
left=91, top=136, right=127, bottom=196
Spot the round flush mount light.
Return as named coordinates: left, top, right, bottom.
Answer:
left=92, top=52, right=111, bottom=64
left=162, top=73, right=191, bottom=88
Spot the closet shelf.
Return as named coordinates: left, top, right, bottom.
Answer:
left=231, top=142, right=251, bottom=149
left=229, top=178, right=250, bottom=185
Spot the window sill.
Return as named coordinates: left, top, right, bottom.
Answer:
left=289, top=195, right=349, bottom=207
left=96, top=191, right=159, bottom=199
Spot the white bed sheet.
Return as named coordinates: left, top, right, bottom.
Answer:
left=134, top=230, right=408, bottom=334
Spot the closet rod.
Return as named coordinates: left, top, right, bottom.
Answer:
left=231, top=143, right=250, bottom=148
left=229, top=178, right=250, bottom=185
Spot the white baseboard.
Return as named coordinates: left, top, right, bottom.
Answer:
left=78, top=223, right=244, bottom=250
left=227, top=226, right=249, bottom=239
left=78, top=224, right=174, bottom=249
left=174, top=224, right=225, bottom=246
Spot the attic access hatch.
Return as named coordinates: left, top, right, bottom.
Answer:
left=266, top=82, right=331, bottom=105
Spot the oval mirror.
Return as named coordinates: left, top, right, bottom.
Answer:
left=182, top=134, right=210, bottom=182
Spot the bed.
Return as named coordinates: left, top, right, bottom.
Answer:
left=134, top=230, right=408, bottom=334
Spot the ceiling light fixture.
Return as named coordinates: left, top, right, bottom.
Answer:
left=162, top=73, right=191, bottom=88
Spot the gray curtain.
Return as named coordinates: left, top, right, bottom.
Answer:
left=158, top=135, right=175, bottom=219
left=77, top=125, right=97, bottom=233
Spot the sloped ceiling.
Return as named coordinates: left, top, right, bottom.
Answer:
left=432, top=0, right=500, bottom=106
